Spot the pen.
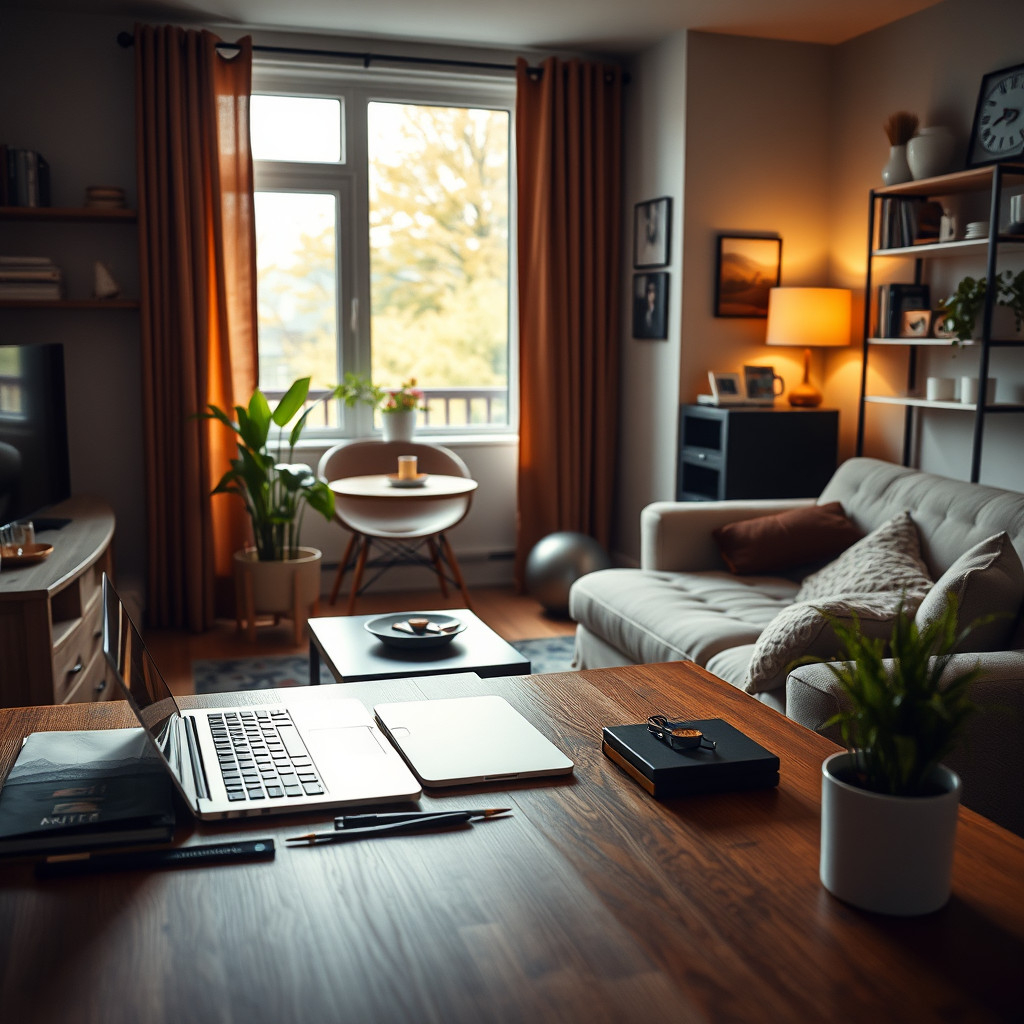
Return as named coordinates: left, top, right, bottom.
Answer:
left=335, top=807, right=510, bottom=829
left=288, top=809, right=510, bottom=845
left=36, top=838, right=276, bottom=878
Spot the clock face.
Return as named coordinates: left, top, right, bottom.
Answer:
left=969, top=63, right=1024, bottom=165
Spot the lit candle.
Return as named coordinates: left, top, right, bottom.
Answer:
left=397, top=455, right=417, bottom=480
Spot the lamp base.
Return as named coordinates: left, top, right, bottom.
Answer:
left=787, top=347, right=824, bottom=407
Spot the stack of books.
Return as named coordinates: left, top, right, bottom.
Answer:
left=0, top=256, right=63, bottom=301
left=85, top=185, right=126, bottom=209
left=0, top=145, right=51, bottom=207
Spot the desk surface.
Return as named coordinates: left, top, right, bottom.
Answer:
left=1, top=663, right=1021, bottom=1024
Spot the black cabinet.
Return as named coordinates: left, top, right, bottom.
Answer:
left=677, top=405, right=838, bottom=501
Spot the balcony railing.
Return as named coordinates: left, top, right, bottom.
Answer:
left=262, top=385, right=510, bottom=430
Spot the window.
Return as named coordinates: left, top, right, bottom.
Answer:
left=250, top=67, right=515, bottom=436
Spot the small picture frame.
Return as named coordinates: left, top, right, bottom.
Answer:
left=900, top=309, right=932, bottom=338
left=634, top=197, right=672, bottom=268
left=714, top=235, right=782, bottom=318
left=633, top=272, right=668, bottom=340
left=708, top=371, right=744, bottom=404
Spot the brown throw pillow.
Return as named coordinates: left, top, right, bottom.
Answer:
left=713, top=502, right=864, bottom=575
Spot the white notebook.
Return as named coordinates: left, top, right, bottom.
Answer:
left=374, top=695, right=574, bottom=786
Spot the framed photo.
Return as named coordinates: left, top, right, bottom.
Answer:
left=714, top=235, right=782, bottom=318
left=634, top=197, right=672, bottom=268
left=967, top=62, right=1024, bottom=167
left=878, top=283, right=930, bottom=338
left=632, top=272, right=668, bottom=339
left=708, top=371, right=744, bottom=404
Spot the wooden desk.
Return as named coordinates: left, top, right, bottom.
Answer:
left=1, top=663, right=1021, bottom=1024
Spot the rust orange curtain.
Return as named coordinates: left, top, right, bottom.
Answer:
left=135, top=24, right=258, bottom=630
left=514, top=57, right=624, bottom=586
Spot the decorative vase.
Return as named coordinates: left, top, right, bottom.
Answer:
left=881, top=144, right=912, bottom=186
left=907, top=127, right=955, bottom=180
left=382, top=410, right=416, bottom=443
left=819, top=751, right=961, bottom=915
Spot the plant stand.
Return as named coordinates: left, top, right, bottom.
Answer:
left=233, top=547, right=322, bottom=644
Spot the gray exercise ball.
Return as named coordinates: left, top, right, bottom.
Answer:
left=525, top=531, right=612, bottom=617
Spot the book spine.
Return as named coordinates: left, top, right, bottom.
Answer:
left=602, top=742, right=656, bottom=795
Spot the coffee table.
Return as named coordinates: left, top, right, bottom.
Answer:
left=307, top=608, right=530, bottom=683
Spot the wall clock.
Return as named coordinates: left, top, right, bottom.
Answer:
left=967, top=62, right=1024, bottom=166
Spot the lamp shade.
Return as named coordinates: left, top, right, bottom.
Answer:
left=765, top=287, right=852, bottom=349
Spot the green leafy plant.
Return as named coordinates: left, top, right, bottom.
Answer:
left=936, top=276, right=987, bottom=344
left=198, top=377, right=339, bottom=561
left=998, top=268, right=1024, bottom=332
left=335, top=372, right=424, bottom=414
left=809, top=595, right=981, bottom=797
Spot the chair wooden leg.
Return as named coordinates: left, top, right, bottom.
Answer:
left=347, top=536, right=370, bottom=615
left=427, top=536, right=450, bottom=598
left=330, top=532, right=358, bottom=605
left=439, top=534, right=472, bottom=609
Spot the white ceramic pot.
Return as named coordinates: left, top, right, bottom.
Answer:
left=907, top=127, right=955, bottom=180
left=233, top=546, right=322, bottom=616
left=819, top=751, right=961, bottom=915
left=382, top=410, right=416, bottom=443
left=881, top=144, right=912, bottom=186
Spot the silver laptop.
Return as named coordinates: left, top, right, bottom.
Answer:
left=101, top=576, right=421, bottom=820
left=374, top=695, right=574, bottom=786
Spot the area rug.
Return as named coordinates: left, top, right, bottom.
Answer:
left=192, top=635, right=576, bottom=694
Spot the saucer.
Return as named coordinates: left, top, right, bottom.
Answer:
left=0, top=542, right=54, bottom=567
left=386, top=473, right=429, bottom=488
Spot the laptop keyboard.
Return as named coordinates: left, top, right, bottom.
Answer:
left=208, top=709, right=324, bottom=802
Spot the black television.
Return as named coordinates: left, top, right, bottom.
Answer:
left=0, top=343, right=71, bottom=523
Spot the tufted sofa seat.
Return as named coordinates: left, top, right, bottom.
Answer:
left=569, top=457, right=1024, bottom=834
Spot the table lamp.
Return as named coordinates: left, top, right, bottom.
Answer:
left=765, top=287, right=851, bottom=407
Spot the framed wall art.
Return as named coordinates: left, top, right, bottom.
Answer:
left=633, top=197, right=672, bottom=268
left=632, top=272, right=668, bottom=339
left=714, top=235, right=782, bottom=318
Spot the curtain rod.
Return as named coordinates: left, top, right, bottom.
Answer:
left=117, top=31, right=541, bottom=77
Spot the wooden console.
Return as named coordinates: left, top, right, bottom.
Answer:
left=0, top=496, right=115, bottom=707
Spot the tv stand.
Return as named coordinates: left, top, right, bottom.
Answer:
left=0, top=497, right=115, bottom=707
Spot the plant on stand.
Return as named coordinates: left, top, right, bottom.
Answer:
left=807, top=595, right=983, bottom=914
left=198, top=376, right=343, bottom=642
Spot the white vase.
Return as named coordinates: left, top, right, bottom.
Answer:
left=233, top=546, right=322, bottom=623
left=819, top=751, right=961, bottom=915
left=881, top=144, right=912, bottom=186
left=382, top=410, right=416, bottom=443
left=907, top=127, right=955, bottom=180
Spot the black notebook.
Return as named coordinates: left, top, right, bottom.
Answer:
left=0, top=728, right=176, bottom=856
left=602, top=718, right=780, bottom=798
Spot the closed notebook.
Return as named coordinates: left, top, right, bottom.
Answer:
left=0, top=728, right=176, bottom=856
left=602, top=718, right=780, bottom=798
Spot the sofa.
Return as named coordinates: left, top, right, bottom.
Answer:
left=569, top=457, right=1024, bottom=835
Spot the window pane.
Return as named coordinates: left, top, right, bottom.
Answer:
left=255, top=191, right=339, bottom=425
left=368, top=102, right=510, bottom=427
left=251, top=95, right=342, bottom=163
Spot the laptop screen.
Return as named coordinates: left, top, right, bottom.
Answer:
left=101, top=575, right=200, bottom=810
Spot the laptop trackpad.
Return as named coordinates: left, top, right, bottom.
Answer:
left=303, top=725, right=389, bottom=773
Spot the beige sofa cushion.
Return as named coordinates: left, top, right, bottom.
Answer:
left=743, top=592, right=910, bottom=695
left=567, top=567, right=797, bottom=667
left=915, top=531, right=1024, bottom=652
left=796, top=511, right=932, bottom=603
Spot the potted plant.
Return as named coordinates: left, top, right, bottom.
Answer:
left=199, top=376, right=340, bottom=638
left=936, top=275, right=987, bottom=344
left=998, top=268, right=1024, bottom=335
left=809, top=595, right=981, bottom=915
left=336, top=372, right=425, bottom=442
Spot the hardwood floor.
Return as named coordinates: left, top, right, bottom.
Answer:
left=145, top=586, right=576, bottom=695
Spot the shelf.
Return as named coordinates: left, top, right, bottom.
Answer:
left=0, top=206, right=136, bottom=223
left=0, top=299, right=139, bottom=309
left=864, top=395, right=1024, bottom=412
left=874, top=164, right=1024, bottom=199
left=872, top=236, right=1024, bottom=258
left=867, top=336, right=1024, bottom=347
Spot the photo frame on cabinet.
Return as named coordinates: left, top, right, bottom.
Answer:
left=714, top=235, right=781, bottom=318
left=633, top=272, right=668, bottom=339
left=633, top=197, right=672, bottom=268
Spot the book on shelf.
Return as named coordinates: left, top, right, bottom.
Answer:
left=876, top=282, right=931, bottom=337
left=602, top=718, right=780, bottom=798
left=877, top=197, right=943, bottom=249
left=0, top=281, right=63, bottom=300
left=0, top=728, right=177, bottom=856
left=1, top=145, right=52, bottom=207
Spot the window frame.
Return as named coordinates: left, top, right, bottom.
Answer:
left=251, top=61, right=518, bottom=439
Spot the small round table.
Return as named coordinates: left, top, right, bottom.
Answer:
left=328, top=474, right=479, bottom=612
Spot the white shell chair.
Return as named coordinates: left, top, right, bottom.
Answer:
left=316, top=440, right=476, bottom=613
